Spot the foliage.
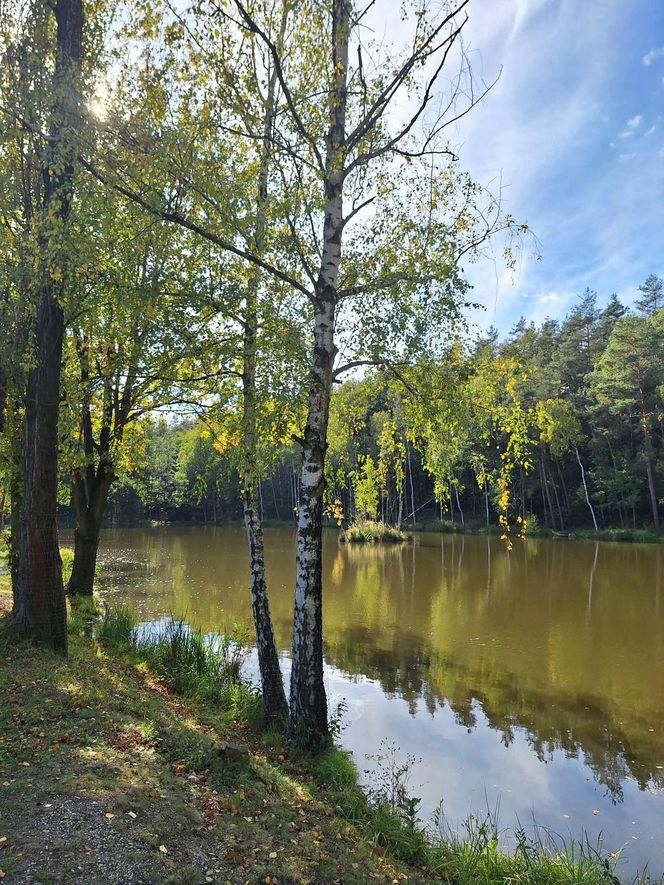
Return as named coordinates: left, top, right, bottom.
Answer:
left=103, top=286, right=664, bottom=540
left=342, top=521, right=410, bottom=544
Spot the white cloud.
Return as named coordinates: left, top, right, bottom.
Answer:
left=643, top=46, right=664, bottom=66
left=618, top=114, right=643, bottom=138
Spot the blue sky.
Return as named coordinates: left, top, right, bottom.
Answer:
left=440, top=0, right=664, bottom=335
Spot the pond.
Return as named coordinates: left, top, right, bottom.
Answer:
left=91, top=526, right=664, bottom=880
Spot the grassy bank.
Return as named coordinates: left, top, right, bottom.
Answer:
left=0, top=603, right=630, bottom=883
left=410, top=520, right=664, bottom=544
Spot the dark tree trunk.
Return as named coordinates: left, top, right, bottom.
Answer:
left=7, top=0, right=83, bottom=651
left=10, top=485, right=21, bottom=600
left=67, top=468, right=113, bottom=596
left=10, top=294, right=67, bottom=649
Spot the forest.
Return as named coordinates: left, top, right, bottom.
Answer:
left=1, top=1, right=662, bottom=881
left=0, top=0, right=664, bottom=780
left=1, top=0, right=664, bottom=737
left=99, top=279, right=664, bottom=538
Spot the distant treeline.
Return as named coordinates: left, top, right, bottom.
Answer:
left=95, top=277, right=664, bottom=535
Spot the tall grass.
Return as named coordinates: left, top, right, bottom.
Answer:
left=97, top=607, right=259, bottom=719
left=431, top=812, right=622, bottom=884
left=335, top=739, right=623, bottom=882
left=97, top=604, right=137, bottom=649
left=135, top=618, right=247, bottom=701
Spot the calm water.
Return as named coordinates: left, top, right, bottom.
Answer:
left=91, top=526, right=664, bottom=880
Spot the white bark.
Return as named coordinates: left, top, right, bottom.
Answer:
left=289, top=0, right=350, bottom=746
left=241, top=4, right=289, bottom=723
left=575, top=446, right=598, bottom=533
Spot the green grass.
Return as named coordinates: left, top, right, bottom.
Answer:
left=431, top=814, right=624, bottom=884
left=0, top=600, right=643, bottom=883
left=342, top=520, right=410, bottom=544
left=312, top=746, right=358, bottom=787
left=96, top=603, right=137, bottom=649
left=0, top=623, right=422, bottom=883
left=97, top=607, right=262, bottom=723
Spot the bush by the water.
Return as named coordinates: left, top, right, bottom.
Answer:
left=341, top=520, right=410, bottom=544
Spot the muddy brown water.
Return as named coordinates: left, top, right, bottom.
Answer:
left=88, top=526, right=664, bottom=880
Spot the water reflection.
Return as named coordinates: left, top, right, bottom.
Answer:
left=91, top=527, right=664, bottom=878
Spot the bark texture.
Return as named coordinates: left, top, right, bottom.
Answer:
left=7, top=0, right=83, bottom=651
left=67, top=465, right=113, bottom=595
left=288, top=0, right=350, bottom=747
left=11, top=295, right=67, bottom=648
left=241, top=5, right=289, bottom=724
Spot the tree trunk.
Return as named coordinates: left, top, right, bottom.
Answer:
left=454, top=483, right=464, bottom=526
left=642, top=415, right=660, bottom=531
left=289, top=298, right=335, bottom=746
left=240, top=3, right=289, bottom=725
left=407, top=444, right=416, bottom=525
left=575, top=446, right=598, bottom=532
left=289, top=0, right=350, bottom=747
left=10, top=483, right=21, bottom=601
left=242, top=305, right=288, bottom=723
left=6, top=0, right=83, bottom=652
left=10, top=294, right=67, bottom=649
left=67, top=467, right=113, bottom=596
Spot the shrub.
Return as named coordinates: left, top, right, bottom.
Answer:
left=342, top=521, right=410, bottom=544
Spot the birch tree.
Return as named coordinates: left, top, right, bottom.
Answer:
left=82, top=0, right=519, bottom=743
left=230, top=0, right=519, bottom=745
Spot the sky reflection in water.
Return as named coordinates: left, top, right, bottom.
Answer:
left=91, top=526, right=664, bottom=880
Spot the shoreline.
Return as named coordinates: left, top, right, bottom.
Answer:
left=0, top=603, right=628, bottom=884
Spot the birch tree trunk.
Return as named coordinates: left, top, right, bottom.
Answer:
left=241, top=5, right=289, bottom=724
left=288, top=0, right=349, bottom=747
left=575, top=446, right=598, bottom=532
left=8, top=0, right=83, bottom=651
